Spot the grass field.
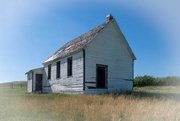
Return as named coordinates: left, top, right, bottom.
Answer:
left=0, top=82, right=180, bottom=121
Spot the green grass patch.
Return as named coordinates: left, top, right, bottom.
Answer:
left=134, top=86, right=180, bottom=94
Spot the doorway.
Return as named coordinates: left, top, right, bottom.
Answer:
left=35, top=74, right=42, bottom=91
left=96, top=65, right=108, bottom=89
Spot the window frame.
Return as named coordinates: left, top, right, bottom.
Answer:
left=56, top=61, right=61, bottom=78
left=67, top=57, right=73, bottom=77
left=48, top=64, right=51, bottom=80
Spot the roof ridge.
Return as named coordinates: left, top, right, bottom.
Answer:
left=43, top=21, right=110, bottom=64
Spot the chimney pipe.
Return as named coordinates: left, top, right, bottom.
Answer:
left=106, top=14, right=113, bottom=23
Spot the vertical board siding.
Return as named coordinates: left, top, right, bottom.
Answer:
left=27, top=72, right=32, bottom=92
left=85, top=21, right=133, bottom=94
left=43, top=51, right=84, bottom=93
left=27, top=80, right=32, bottom=92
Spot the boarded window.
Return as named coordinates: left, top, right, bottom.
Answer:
left=56, top=61, right=61, bottom=78
left=48, top=64, right=51, bottom=79
left=67, top=57, right=72, bottom=76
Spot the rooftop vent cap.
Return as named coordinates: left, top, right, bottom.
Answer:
left=106, top=14, right=113, bottom=23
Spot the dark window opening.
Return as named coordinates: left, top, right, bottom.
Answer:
left=35, top=74, right=42, bottom=91
left=67, top=57, right=72, bottom=76
left=56, top=61, right=61, bottom=78
left=96, top=65, right=108, bottom=89
left=48, top=64, right=51, bottom=79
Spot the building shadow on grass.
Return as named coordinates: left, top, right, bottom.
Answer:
left=131, top=91, right=180, bottom=102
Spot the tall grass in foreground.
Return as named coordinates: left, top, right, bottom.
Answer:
left=0, top=87, right=180, bottom=121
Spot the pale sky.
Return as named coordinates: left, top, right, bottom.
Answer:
left=0, top=0, right=180, bottom=83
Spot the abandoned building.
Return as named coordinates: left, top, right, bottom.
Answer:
left=26, top=14, right=136, bottom=94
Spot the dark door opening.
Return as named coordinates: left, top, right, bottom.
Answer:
left=35, top=74, right=42, bottom=91
left=96, top=65, right=108, bottom=89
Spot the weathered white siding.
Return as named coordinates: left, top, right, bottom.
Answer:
left=26, top=68, right=43, bottom=93
left=27, top=72, right=32, bottom=92
left=85, top=20, right=134, bottom=94
left=43, top=51, right=84, bottom=93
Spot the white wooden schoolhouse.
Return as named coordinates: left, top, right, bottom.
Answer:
left=26, top=14, right=136, bottom=94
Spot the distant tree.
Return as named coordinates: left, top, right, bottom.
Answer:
left=134, top=75, right=180, bottom=86
left=134, top=75, right=154, bottom=87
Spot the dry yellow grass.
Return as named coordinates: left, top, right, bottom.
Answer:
left=0, top=86, right=180, bottom=121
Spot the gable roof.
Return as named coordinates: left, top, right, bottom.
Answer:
left=44, top=21, right=109, bottom=64
left=44, top=15, right=136, bottom=64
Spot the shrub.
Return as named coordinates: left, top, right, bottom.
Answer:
left=134, top=75, right=154, bottom=87
left=134, top=75, right=180, bottom=87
